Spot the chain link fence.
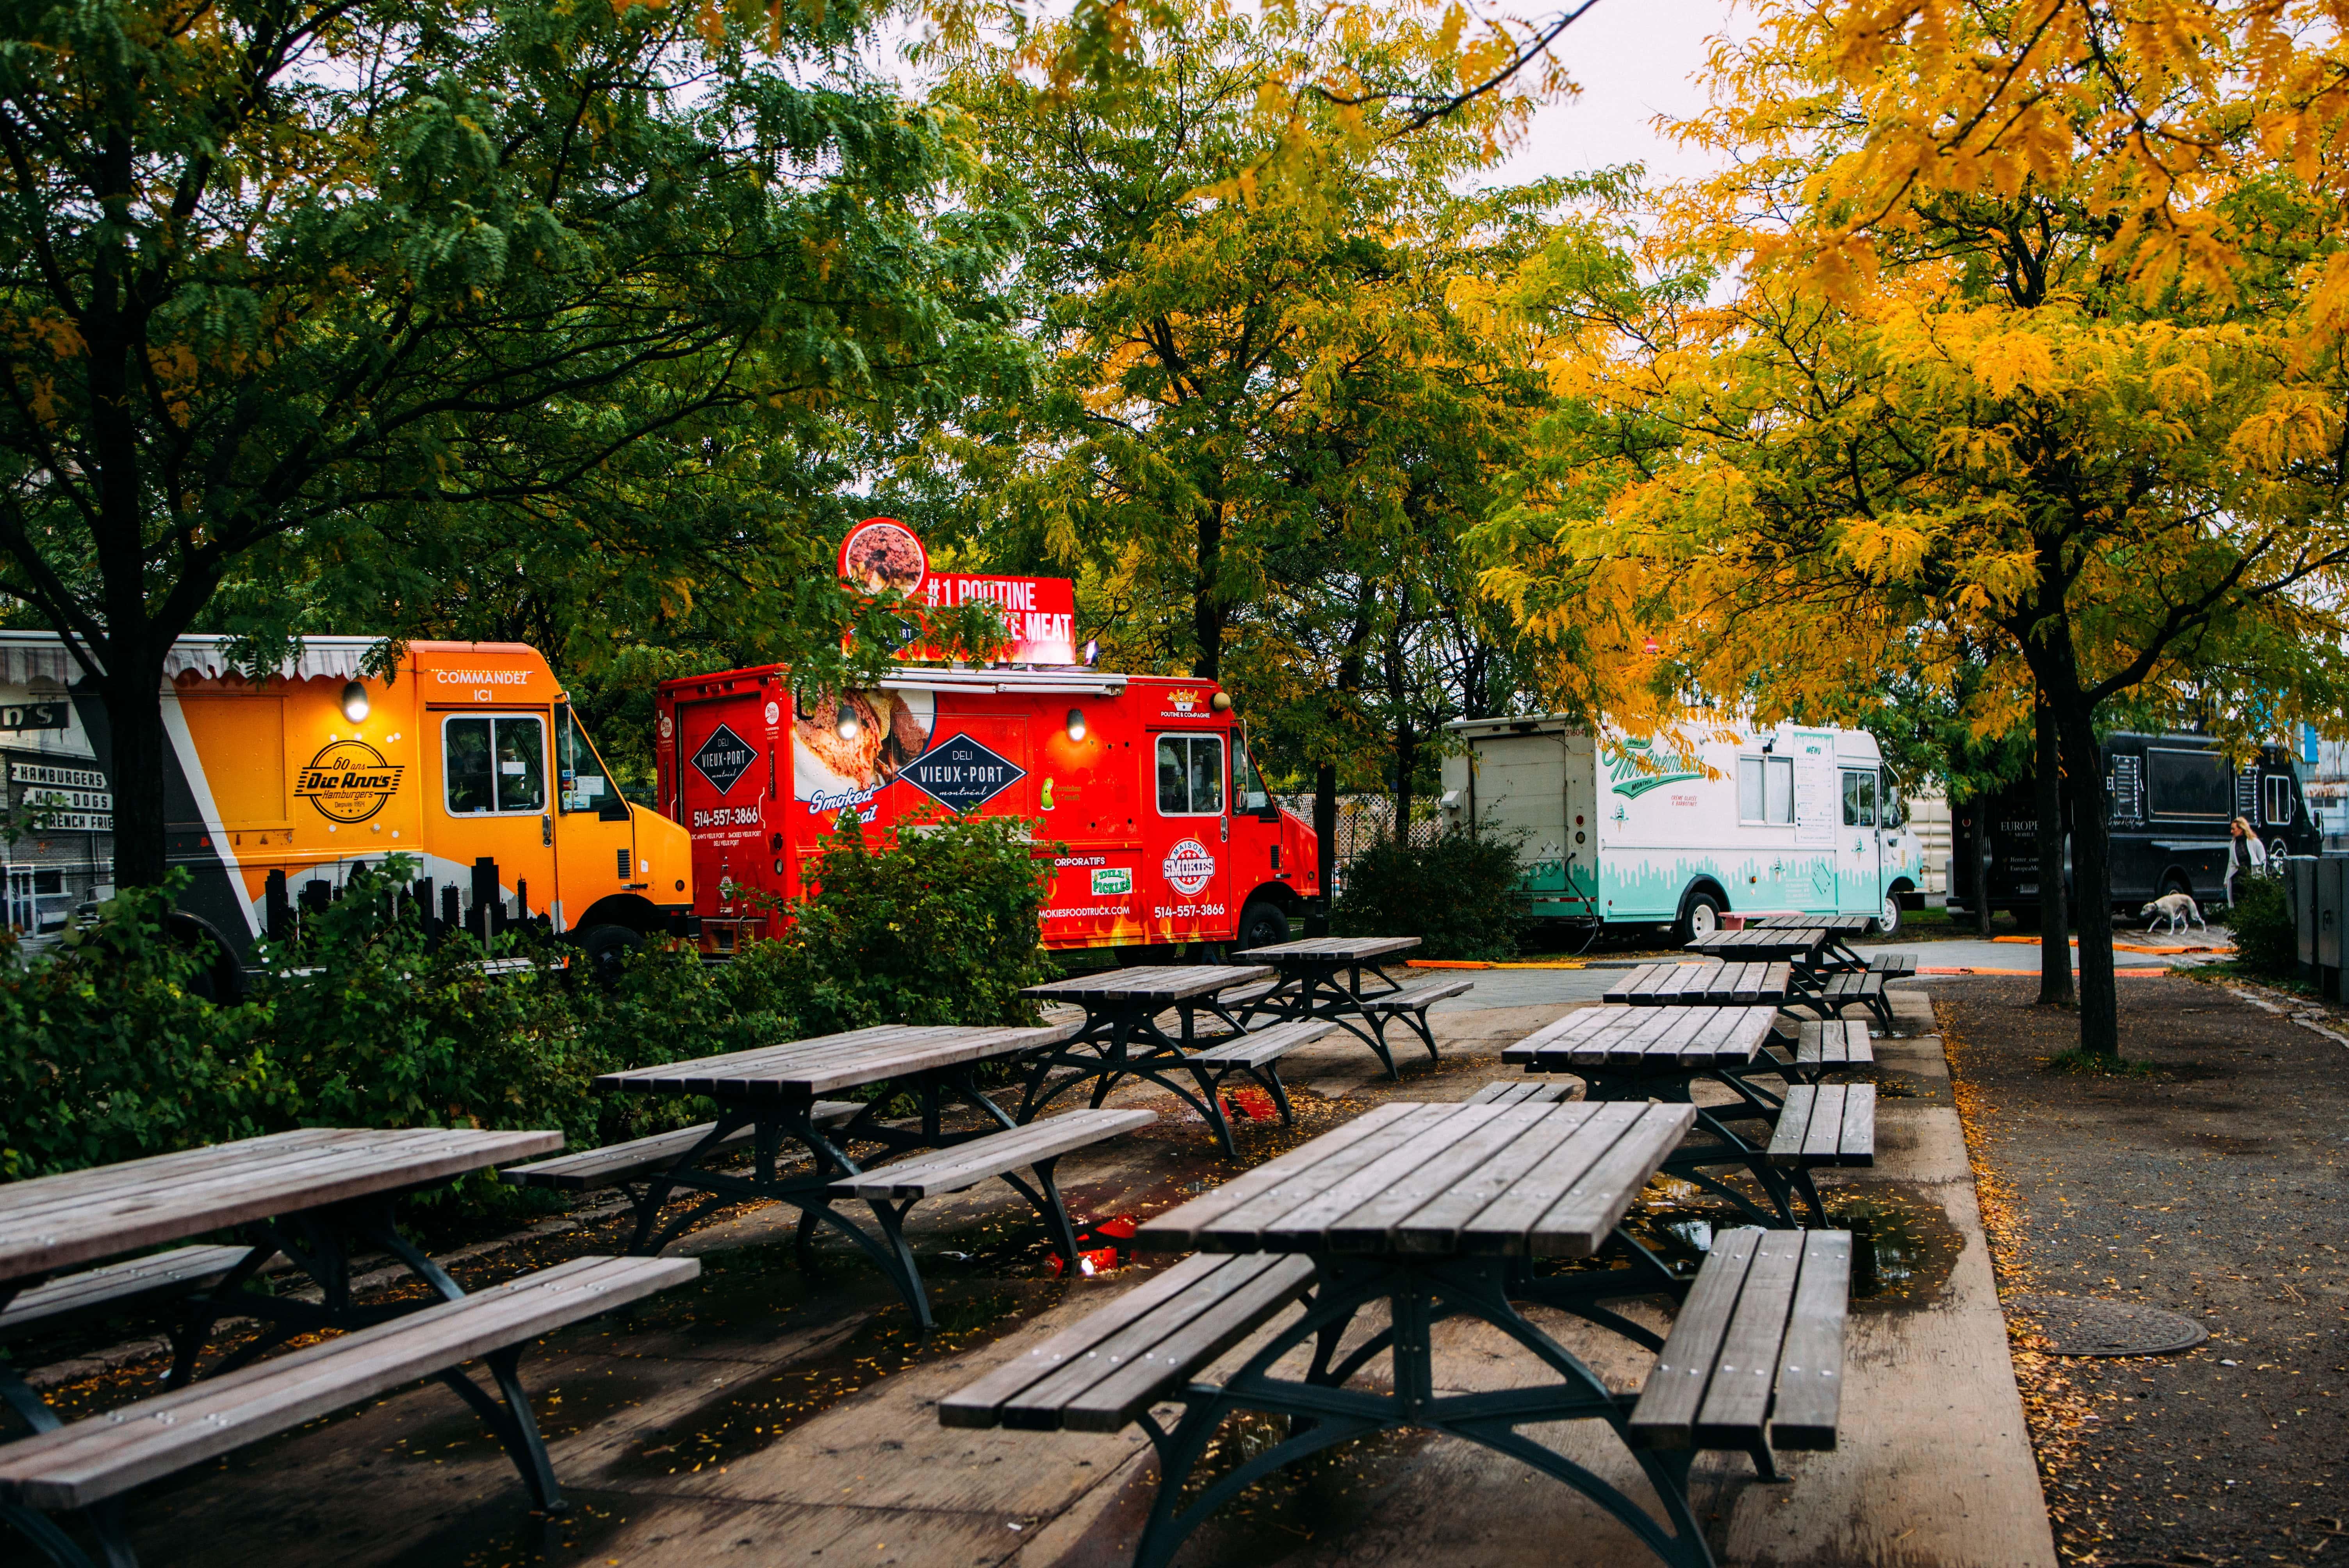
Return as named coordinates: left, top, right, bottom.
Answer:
left=1274, top=795, right=1445, bottom=893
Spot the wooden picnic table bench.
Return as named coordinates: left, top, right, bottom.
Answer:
left=1229, top=937, right=1471, bottom=1078
left=1018, top=966, right=1304, bottom=1155
left=1682, top=927, right=1830, bottom=965
left=1503, top=1004, right=1868, bottom=1228
left=943, top=1100, right=1852, bottom=1568
left=581, top=1022, right=1150, bottom=1331
left=0, top=1128, right=715, bottom=1568
left=1605, top=960, right=1792, bottom=1007
left=1743, top=913, right=1877, bottom=971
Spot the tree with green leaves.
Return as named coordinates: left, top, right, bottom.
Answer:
left=0, top=0, right=1019, bottom=884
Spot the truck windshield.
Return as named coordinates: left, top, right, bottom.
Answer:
left=557, top=706, right=615, bottom=813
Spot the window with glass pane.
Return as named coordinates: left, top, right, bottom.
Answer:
left=2265, top=775, right=2293, bottom=826
left=1156, top=735, right=1225, bottom=815
left=1765, top=758, right=1793, bottom=823
left=1234, top=745, right=1271, bottom=811
left=1738, top=758, right=1763, bottom=821
left=1840, top=770, right=1875, bottom=827
left=447, top=715, right=545, bottom=814
left=558, top=707, right=614, bottom=813
left=1841, top=771, right=1863, bottom=827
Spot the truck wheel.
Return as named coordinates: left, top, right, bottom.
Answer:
left=576, top=923, right=643, bottom=984
left=1673, top=889, right=1723, bottom=944
left=1235, top=899, right=1290, bottom=954
left=1871, top=894, right=1903, bottom=937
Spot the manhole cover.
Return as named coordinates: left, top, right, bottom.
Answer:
left=2005, top=1295, right=2208, bottom=1357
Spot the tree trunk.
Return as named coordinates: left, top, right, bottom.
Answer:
left=97, top=665, right=171, bottom=889
left=1192, top=501, right=1225, bottom=682
left=2055, top=706, right=2120, bottom=1056
left=1393, top=720, right=1417, bottom=846
left=1968, top=803, right=1992, bottom=937
left=2034, top=697, right=2074, bottom=1005
left=1312, top=761, right=1337, bottom=936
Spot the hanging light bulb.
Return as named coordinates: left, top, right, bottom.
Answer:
left=340, top=681, right=371, bottom=722
left=1066, top=707, right=1087, bottom=742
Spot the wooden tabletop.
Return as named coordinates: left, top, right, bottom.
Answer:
left=594, top=1021, right=1076, bottom=1102
left=1604, top=960, right=1791, bottom=1005
left=0, top=1127, right=562, bottom=1283
left=1746, top=913, right=1871, bottom=933
left=1683, top=928, right=1827, bottom=960
left=1021, top=964, right=1276, bottom=1004
left=1501, top=1004, right=1780, bottom=1070
left=1138, top=1099, right=1693, bottom=1259
left=1233, top=935, right=1421, bottom=962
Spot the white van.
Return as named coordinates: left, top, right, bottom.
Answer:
left=1438, top=716, right=1928, bottom=938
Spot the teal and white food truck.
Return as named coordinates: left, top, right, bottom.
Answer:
left=1438, top=715, right=1928, bottom=938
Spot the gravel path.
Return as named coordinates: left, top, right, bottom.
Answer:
left=1937, top=975, right=2349, bottom=1567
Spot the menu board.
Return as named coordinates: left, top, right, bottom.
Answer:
left=2107, top=754, right=2142, bottom=825
left=1791, top=729, right=1837, bottom=847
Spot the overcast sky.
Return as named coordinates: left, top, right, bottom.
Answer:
left=1485, top=0, right=1747, bottom=189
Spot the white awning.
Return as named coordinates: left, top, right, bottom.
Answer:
left=0, top=631, right=382, bottom=686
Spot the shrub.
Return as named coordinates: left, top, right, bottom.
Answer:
left=2221, top=871, right=2295, bottom=977
left=1331, top=826, right=1527, bottom=960
left=0, top=874, right=289, bottom=1181
left=0, top=821, right=1055, bottom=1197
left=778, top=810, right=1054, bottom=1033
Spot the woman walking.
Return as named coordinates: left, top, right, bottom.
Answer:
left=2226, top=816, right=2268, bottom=907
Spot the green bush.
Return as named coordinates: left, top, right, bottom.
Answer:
left=0, top=875, right=289, bottom=1181
left=1330, top=826, right=1527, bottom=960
left=2221, top=871, right=2296, bottom=977
left=0, top=819, right=1052, bottom=1195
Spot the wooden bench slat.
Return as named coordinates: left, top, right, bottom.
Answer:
left=1694, top=1229, right=1807, bottom=1447
left=0, top=1255, right=697, bottom=1511
left=1766, top=1085, right=1875, bottom=1168
left=1795, top=1021, right=1873, bottom=1067
left=1324, top=1107, right=1578, bottom=1252
left=825, top=1110, right=1155, bottom=1201
left=1464, top=1081, right=1572, bottom=1107
left=1396, top=1104, right=1641, bottom=1255
left=1259, top=1108, right=1529, bottom=1249
left=0, top=1246, right=253, bottom=1342
left=1054, top=1256, right=1315, bottom=1432
left=1190, top=1019, right=1333, bottom=1067
left=1516, top=1105, right=1697, bottom=1257
left=1136, top=1104, right=1431, bottom=1249
left=501, top=1105, right=861, bottom=1192
left=1837, top=1084, right=1877, bottom=1167
left=1800, top=1086, right=1847, bottom=1165
left=1628, top=1227, right=1760, bottom=1447
left=1770, top=1231, right=1853, bottom=1449
left=1358, top=976, right=1474, bottom=1012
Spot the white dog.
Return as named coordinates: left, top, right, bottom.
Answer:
left=2139, top=892, right=2206, bottom=934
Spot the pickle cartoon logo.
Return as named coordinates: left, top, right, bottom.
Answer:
left=295, top=739, right=405, bottom=824
left=1163, top=838, right=1215, bottom=896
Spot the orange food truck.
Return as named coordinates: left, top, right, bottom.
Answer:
left=0, top=632, right=692, bottom=985
left=654, top=521, right=1322, bottom=957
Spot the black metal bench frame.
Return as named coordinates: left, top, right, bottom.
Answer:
left=1016, top=989, right=1274, bottom=1157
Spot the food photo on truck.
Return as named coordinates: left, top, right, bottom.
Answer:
left=1438, top=714, right=1928, bottom=940
left=0, top=632, right=693, bottom=993
left=652, top=519, right=1322, bottom=963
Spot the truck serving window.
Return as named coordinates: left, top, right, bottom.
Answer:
left=2147, top=748, right=2229, bottom=819
left=1738, top=756, right=1793, bottom=823
left=1840, top=769, right=1877, bottom=827
left=557, top=707, right=615, bottom=813
left=446, top=715, right=546, bottom=815
left=1157, top=735, right=1225, bottom=815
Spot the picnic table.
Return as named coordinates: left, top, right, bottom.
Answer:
left=1232, top=935, right=1469, bottom=1078
left=1683, top=927, right=1830, bottom=966
left=590, top=1022, right=1106, bottom=1329
left=1743, top=913, right=1875, bottom=970
left=1017, top=966, right=1278, bottom=1155
left=0, top=1126, right=560, bottom=1420
left=1605, top=959, right=1792, bottom=1007
left=942, top=1098, right=1850, bottom=1568
left=1502, top=1003, right=1839, bottom=1227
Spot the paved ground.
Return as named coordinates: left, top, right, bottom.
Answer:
left=1938, top=975, right=2349, bottom=1567
left=16, top=983, right=2058, bottom=1568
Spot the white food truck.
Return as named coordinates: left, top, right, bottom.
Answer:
left=1438, top=715, right=1928, bottom=938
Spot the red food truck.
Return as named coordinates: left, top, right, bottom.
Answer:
left=654, top=523, right=1322, bottom=957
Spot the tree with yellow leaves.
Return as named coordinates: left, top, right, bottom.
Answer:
left=1480, top=0, right=2349, bottom=1057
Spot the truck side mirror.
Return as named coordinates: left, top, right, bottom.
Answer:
left=598, top=796, right=631, bottom=823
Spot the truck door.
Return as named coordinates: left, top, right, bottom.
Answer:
left=1148, top=730, right=1233, bottom=943
left=553, top=704, right=640, bottom=931
left=431, top=707, right=558, bottom=928
left=670, top=688, right=781, bottom=925
left=1838, top=768, right=1882, bottom=917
